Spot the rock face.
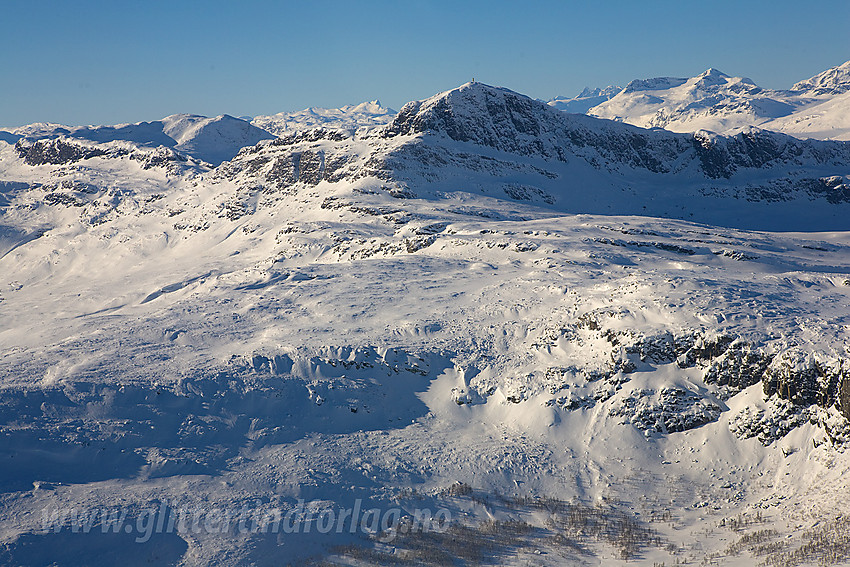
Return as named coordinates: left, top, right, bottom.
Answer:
left=841, top=378, right=850, bottom=420
left=14, top=138, right=193, bottom=172
left=15, top=138, right=109, bottom=165
left=383, top=82, right=850, bottom=187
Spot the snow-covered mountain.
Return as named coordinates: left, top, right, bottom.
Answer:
left=588, top=68, right=801, bottom=133
left=579, top=60, right=850, bottom=141
left=765, top=90, right=850, bottom=141
left=251, top=100, right=395, bottom=136
left=545, top=85, right=621, bottom=114
left=2, top=81, right=850, bottom=565
left=1, top=113, right=275, bottom=165
left=219, top=82, right=850, bottom=231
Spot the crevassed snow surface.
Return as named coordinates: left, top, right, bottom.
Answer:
left=1, top=82, right=850, bottom=566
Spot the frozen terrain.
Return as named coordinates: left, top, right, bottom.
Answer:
left=1, top=81, right=850, bottom=566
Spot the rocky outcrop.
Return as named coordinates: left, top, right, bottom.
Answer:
left=15, top=138, right=111, bottom=165
left=14, top=138, right=192, bottom=173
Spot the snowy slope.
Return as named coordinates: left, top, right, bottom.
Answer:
left=791, top=59, right=850, bottom=95
left=1, top=114, right=275, bottom=165
left=251, top=100, right=395, bottom=136
left=1, top=82, right=850, bottom=566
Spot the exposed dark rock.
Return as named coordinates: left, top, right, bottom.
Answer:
left=729, top=397, right=809, bottom=445
left=763, top=352, right=826, bottom=407
left=702, top=341, right=773, bottom=393
left=16, top=138, right=110, bottom=165
left=841, top=377, right=850, bottom=421
left=610, top=387, right=722, bottom=434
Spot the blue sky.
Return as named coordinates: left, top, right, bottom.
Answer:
left=2, top=0, right=849, bottom=127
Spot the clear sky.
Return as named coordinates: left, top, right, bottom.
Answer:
left=2, top=0, right=849, bottom=127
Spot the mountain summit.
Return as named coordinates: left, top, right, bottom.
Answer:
left=590, top=68, right=780, bottom=133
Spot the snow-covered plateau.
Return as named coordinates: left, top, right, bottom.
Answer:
left=2, top=79, right=850, bottom=566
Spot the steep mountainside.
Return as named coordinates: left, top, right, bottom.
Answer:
left=2, top=82, right=850, bottom=566
left=792, top=60, right=850, bottom=95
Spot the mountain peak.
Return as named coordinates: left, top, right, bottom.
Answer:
left=350, top=99, right=391, bottom=114
left=692, top=68, right=732, bottom=88
left=383, top=82, right=551, bottom=142
left=699, top=67, right=728, bottom=77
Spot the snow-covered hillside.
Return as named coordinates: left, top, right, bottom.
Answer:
left=251, top=100, right=395, bottom=136
left=555, top=60, right=850, bottom=142
left=766, top=89, right=850, bottom=141
left=792, top=60, right=850, bottom=95
left=2, top=81, right=850, bottom=566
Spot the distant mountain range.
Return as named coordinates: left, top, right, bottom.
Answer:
left=251, top=100, right=395, bottom=136
left=4, top=59, right=847, bottom=172
left=2, top=114, right=275, bottom=166
left=0, top=102, right=394, bottom=166
left=549, top=60, right=850, bottom=141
